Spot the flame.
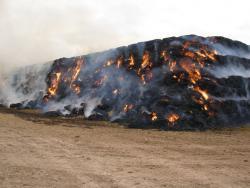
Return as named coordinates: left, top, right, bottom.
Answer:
left=137, top=68, right=142, bottom=76
left=140, top=71, right=153, bottom=85
left=193, top=86, right=209, bottom=100
left=184, top=51, right=196, bottom=59
left=180, top=60, right=201, bottom=84
left=173, top=73, right=185, bottom=83
left=104, top=60, right=114, bottom=67
left=70, top=58, right=83, bottom=94
left=151, top=112, right=158, bottom=121
left=161, top=50, right=169, bottom=62
left=123, top=104, right=133, bottom=112
left=169, top=60, right=176, bottom=72
left=43, top=37, right=219, bottom=121
left=48, top=72, right=61, bottom=97
left=192, top=96, right=205, bottom=105
left=46, top=57, right=83, bottom=99
left=167, top=113, right=180, bottom=123
left=117, top=57, right=123, bottom=68
left=196, top=49, right=217, bottom=62
left=128, top=54, right=135, bottom=69
left=141, top=51, right=152, bottom=69
left=183, top=40, right=217, bottom=63
left=141, top=74, right=146, bottom=85
left=203, top=104, right=208, bottom=111
left=71, top=58, right=83, bottom=81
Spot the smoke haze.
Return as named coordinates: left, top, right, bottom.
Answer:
left=0, top=0, right=250, bottom=69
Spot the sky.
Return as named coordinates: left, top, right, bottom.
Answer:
left=0, top=0, right=250, bottom=69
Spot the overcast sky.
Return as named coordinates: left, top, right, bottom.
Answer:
left=0, top=0, right=249, bottom=69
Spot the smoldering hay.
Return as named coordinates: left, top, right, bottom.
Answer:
left=1, top=35, right=250, bottom=130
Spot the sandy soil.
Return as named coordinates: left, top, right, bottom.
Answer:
left=0, top=108, right=249, bottom=188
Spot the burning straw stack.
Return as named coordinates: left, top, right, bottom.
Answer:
left=4, top=35, right=250, bottom=130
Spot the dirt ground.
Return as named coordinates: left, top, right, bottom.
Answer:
left=0, top=108, right=249, bottom=188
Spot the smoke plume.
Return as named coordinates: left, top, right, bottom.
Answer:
left=0, top=0, right=250, bottom=69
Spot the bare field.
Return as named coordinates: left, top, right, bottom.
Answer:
left=0, top=108, right=249, bottom=188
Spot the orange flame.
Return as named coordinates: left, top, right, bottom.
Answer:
left=117, top=57, right=123, bottom=68
left=103, top=60, right=114, bottom=67
left=151, top=112, right=158, bottom=121
left=193, top=86, right=209, bottom=100
left=128, top=54, right=135, bottom=69
left=141, top=74, right=146, bottom=85
left=161, top=50, right=169, bottom=62
left=169, top=61, right=176, bottom=72
left=48, top=72, right=62, bottom=97
left=167, top=113, right=180, bottom=123
left=70, top=58, right=83, bottom=94
left=196, top=49, right=217, bottom=62
left=141, top=51, right=152, bottom=69
left=71, top=58, right=83, bottom=81
left=203, top=104, right=208, bottom=111
left=184, top=51, right=196, bottom=59
left=183, top=40, right=217, bottom=63
left=180, top=60, right=201, bottom=84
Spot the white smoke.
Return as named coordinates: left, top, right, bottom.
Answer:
left=207, top=62, right=250, bottom=102
left=0, top=63, right=52, bottom=106
left=211, top=43, right=250, bottom=59
left=0, top=0, right=250, bottom=69
left=0, top=0, right=250, bottom=113
left=208, top=64, right=250, bottom=79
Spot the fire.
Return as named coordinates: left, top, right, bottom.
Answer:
left=183, top=40, right=218, bottom=63
left=161, top=50, right=169, bottom=62
left=141, top=74, right=146, bottom=85
left=141, top=51, right=152, bottom=69
left=167, top=113, right=180, bottom=123
left=180, top=60, right=201, bottom=84
left=151, top=112, right=158, bottom=121
left=48, top=72, right=61, bottom=97
left=203, top=104, right=208, bottom=111
left=41, top=36, right=225, bottom=129
left=169, top=61, right=176, bottom=72
left=70, top=58, right=83, bottom=94
left=140, top=71, right=153, bottom=85
left=128, top=54, right=135, bottom=68
left=193, top=86, right=209, bottom=100
left=123, top=104, right=133, bottom=112
left=104, top=60, right=114, bottom=67
left=45, top=57, right=83, bottom=99
left=192, top=96, right=205, bottom=105
left=71, top=58, right=83, bottom=81
left=184, top=51, right=196, bottom=59
left=196, top=49, right=217, bottom=62
left=173, top=73, right=185, bottom=83
left=117, top=57, right=123, bottom=68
